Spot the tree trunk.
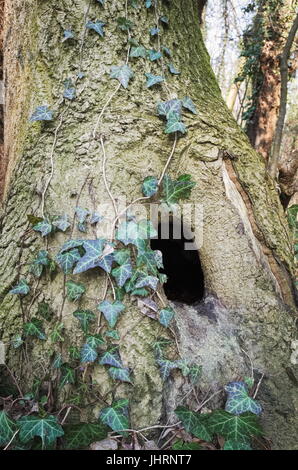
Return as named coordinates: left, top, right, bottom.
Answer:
left=1, top=0, right=297, bottom=449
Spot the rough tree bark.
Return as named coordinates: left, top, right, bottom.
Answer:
left=0, top=0, right=297, bottom=449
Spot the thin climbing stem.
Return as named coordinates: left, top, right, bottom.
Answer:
left=158, top=132, right=178, bottom=186
left=100, top=136, right=118, bottom=220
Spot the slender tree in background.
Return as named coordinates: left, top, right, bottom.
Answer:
left=0, top=0, right=297, bottom=449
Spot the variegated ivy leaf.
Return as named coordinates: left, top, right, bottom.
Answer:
left=182, top=96, right=197, bottom=114
left=75, top=207, right=89, bottom=224
left=97, top=300, right=125, bottom=328
left=109, top=367, right=132, bottom=383
left=29, top=105, right=53, bottom=122
left=130, top=46, right=147, bottom=58
left=223, top=439, right=252, bottom=450
left=99, top=346, right=123, bottom=368
left=168, top=63, right=180, bottom=75
left=165, top=112, right=187, bottom=134
left=150, top=27, right=160, bottom=36
left=99, top=399, right=129, bottom=434
left=98, top=253, right=114, bottom=273
left=65, top=280, right=86, bottom=301
left=60, top=363, right=76, bottom=387
left=207, top=410, right=263, bottom=441
left=23, top=318, right=46, bottom=340
left=117, top=17, right=134, bottom=31
left=110, top=64, right=134, bottom=89
left=159, top=306, right=175, bottom=327
left=73, top=239, right=106, bottom=274
left=105, top=329, right=120, bottom=340
left=175, top=406, right=212, bottom=441
left=112, top=262, right=133, bottom=287
left=80, top=343, right=98, bottom=363
left=56, top=248, right=81, bottom=274
left=63, top=87, right=76, bottom=100
left=10, top=279, right=30, bottom=295
left=135, top=274, right=159, bottom=290
left=162, top=174, right=196, bottom=205
left=33, top=219, right=53, bottom=237
left=137, top=250, right=159, bottom=275
left=157, top=99, right=182, bottom=119
left=17, top=415, right=64, bottom=447
left=86, top=20, right=105, bottom=37
left=224, top=381, right=262, bottom=416
left=157, top=359, right=180, bottom=380
left=0, top=411, right=18, bottom=447
left=52, top=214, right=70, bottom=231
left=147, top=49, right=162, bottom=61
left=114, top=249, right=131, bottom=265
left=62, top=30, right=74, bottom=41
left=145, top=73, right=165, bottom=88
left=73, top=309, right=96, bottom=332
left=142, top=176, right=158, bottom=197
left=60, top=239, right=84, bottom=253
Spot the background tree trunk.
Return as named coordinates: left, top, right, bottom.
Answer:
left=1, top=0, right=297, bottom=449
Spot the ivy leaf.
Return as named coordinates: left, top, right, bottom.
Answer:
left=157, top=99, right=182, bottom=119
left=56, top=248, right=81, bottom=274
left=159, top=15, right=169, bottom=25
left=207, top=410, right=263, bottom=441
left=86, top=334, right=105, bottom=349
left=104, top=329, right=120, bottom=340
left=162, top=46, right=171, bottom=56
left=86, top=20, right=105, bottom=37
left=157, top=359, right=180, bottom=380
left=73, top=309, right=95, bottom=332
left=224, top=439, right=252, bottom=450
left=135, top=274, right=159, bottom=290
left=52, top=353, right=63, bottom=369
left=116, top=219, right=157, bottom=245
left=96, top=0, right=105, bottom=5
left=0, top=411, right=18, bottom=446
left=80, top=343, right=98, bottom=363
left=175, top=406, right=212, bottom=441
left=152, top=337, right=172, bottom=358
left=60, top=239, right=84, bottom=253
left=188, top=364, right=202, bottom=385
left=30, top=250, right=50, bottom=277
left=172, top=440, right=202, bottom=450
left=37, top=301, right=53, bottom=321
left=49, top=322, right=64, bottom=343
left=110, top=64, right=134, bottom=88
left=114, top=249, right=131, bottom=265
left=11, top=334, right=24, bottom=349
left=109, top=367, right=132, bottom=384
left=10, top=279, right=30, bottom=295
left=75, top=207, right=89, bottom=224
left=99, top=346, right=123, bottom=368
left=142, top=176, right=158, bottom=197
left=168, top=63, right=180, bottom=75
left=117, top=17, right=134, bottom=31
left=63, top=422, right=108, bottom=450
left=23, top=319, right=46, bottom=340
left=159, top=307, right=175, bottom=327
left=62, top=30, right=74, bottom=41
left=33, top=219, right=53, bottom=237
left=98, top=253, right=114, bottom=273
left=66, top=280, right=86, bottom=301
left=60, top=363, right=76, bottom=387
left=150, top=27, right=160, bottom=36
left=145, top=0, right=152, bottom=8
left=145, top=73, right=164, bottom=89
left=99, top=399, right=129, bottom=433
left=137, top=250, right=159, bottom=275
left=63, top=87, right=76, bottom=100
left=73, top=239, right=106, bottom=274
left=147, top=49, right=162, bottom=61
left=29, top=105, right=53, bottom=122
left=224, top=382, right=262, bottom=416
left=130, top=46, right=147, bottom=58
left=90, top=212, right=102, bottom=225
left=52, top=214, right=70, bottom=232
left=165, top=112, right=187, bottom=134
left=162, top=174, right=196, bottom=205
left=130, top=287, right=149, bottom=296
left=182, top=96, right=197, bottom=114
left=112, top=262, right=133, bottom=287
left=18, top=415, right=64, bottom=447
left=97, top=300, right=125, bottom=328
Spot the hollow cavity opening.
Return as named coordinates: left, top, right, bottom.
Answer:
left=150, top=220, right=205, bottom=304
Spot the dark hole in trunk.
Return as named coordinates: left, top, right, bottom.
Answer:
left=150, top=221, right=205, bottom=304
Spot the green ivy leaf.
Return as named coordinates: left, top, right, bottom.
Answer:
left=114, top=249, right=131, bottom=265
left=152, top=337, right=172, bottom=358
left=104, top=329, right=120, bottom=340
left=11, top=334, right=24, bottom=349
left=49, top=322, right=64, bottom=343
left=142, top=176, right=158, bottom=197
left=157, top=99, right=182, bottom=119
left=97, top=300, right=125, bottom=328
left=52, top=353, right=63, bottom=369
left=116, top=219, right=157, bottom=245
left=162, top=46, right=171, bottom=57
left=182, top=96, right=197, bottom=114
left=30, top=250, right=49, bottom=279
left=99, top=399, right=129, bottom=434
left=159, top=16, right=169, bottom=25
left=108, top=367, right=132, bottom=383
left=60, top=363, right=76, bottom=387
left=157, top=359, right=179, bottom=380
left=29, top=106, right=53, bottom=122
left=52, top=214, right=71, bottom=232
left=224, top=382, right=262, bottom=415
left=0, top=411, right=18, bottom=446
left=56, top=249, right=80, bottom=274
left=135, top=274, right=159, bottom=290
left=86, top=20, right=105, bottom=37
left=99, top=346, right=123, bottom=368
left=73, top=239, right=106, bottom=274
left=80, top=343, right=98, bottom=363
left=75, top=207, right=89, bottom=224
left=188, top=364, right=202, bottom=385
left=137, top=250, right=159, bottom=275
left=147, top=49, right=162, bottom=61
left=175, top=406, right=212, bottom=441
left=33, top=219, right=53, bottom=237
left=159, top=306, right=175, bottom=327
left=23, top=319, right=46, bottom=340
left=207, top=410, right=263, bottom=441
left=18, top=415, right=64, bottom=447
left=37, top=302, right=52, bottom=321
left=60, top=239, right=85, bottom=253
left=62, top=30, right=74, bottom=41
left=10, top=279, right=30, bottom=295
left=150, top=26, right=160, bottom=36
left=73, top=309, right=96, bottom=332
left=63, top=87, right=76, bottom=100
left=112, top=262, right=133, bottom=287
left=130, top=45, right=147, bottom=58
left=110, top=64, right=134, bottom=88
left=172, top=440, right=202, bottom=450
left=223, top=439, right=252, bottom=450
left=145, top=73, right=164, bottom=89
left=168, top=63, right=180, bottom=75
left=86, top=334, right=105, bottom=349
left=66, top=280, right=86, bottom=301
left=63, top=422, right=108, bottom=450
left=117, top=17, right=134, bottom=31
left=165, top=112, right=187, bottom=134
left=162, top=174, right=196, bottom=205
